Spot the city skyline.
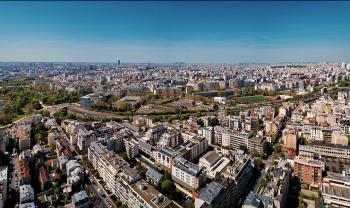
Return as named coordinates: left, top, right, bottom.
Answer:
left=1, top=1, right=350, bottom=63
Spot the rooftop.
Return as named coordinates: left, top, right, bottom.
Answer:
left=129, top=179, right=172, bottom=208
left=294, top=156, right=325, bottom=168
left=0, top=167, right=8, bottom=182
left=19, top=184, right=34, bottom=203
left=145, top=168, right=163, bottom=184
left=243, top=191, right=274, bottom=208
left=197, top=182, right=224, bottom=204
left=174, top=157, right=201, bottom=176
left=201, top=151, right=221, bottom=165
left=72, top=190, right=89, bottom=203
left=19, top=202, right=36, bottom=208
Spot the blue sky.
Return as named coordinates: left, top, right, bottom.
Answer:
left=0, top=1, right=350, bottom=63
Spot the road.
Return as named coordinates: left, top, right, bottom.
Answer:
left=89, top=176, right=114, bottom=208
left=7, top=153, right=20, bottom=207
left=67, top=103, right=131, bottom=119
left=86, top=172, right=116, bottom=208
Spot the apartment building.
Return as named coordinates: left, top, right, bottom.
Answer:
left=77, top=125, right=119, bottom=151
left=222, top=129, right=250, bottom=150
left=124, top=138, right=139, bottom=159
left=179, top=135, right=208, bottom=162
left=322, top=171, right=350, bottom=207
left=214, top=155, right=254, bottom=208
left=66, top=160, right=84, bottom=189
left=154, top=147, right=179, bottom=172
left=99, top=133, right=125, bottom=152
left=293, top=156, right=325, bottom=187
left=61, top=120, right=85, bottom=145
left=213, top=126, right=224, bottom=146
left=16, top=122, right=32, bottom=151
left=144, top=125, right=167, bottom=146
left=260, top=167, right=290, bottom=208
left=200, top=127, right=214, bottom=145
left=195, top=182, right=224, bottom=208
left=299, top=143, right=350, bottom=159
left=282, top=129, right=297, bottom=150
left=172, top=157, right=206, bottom=195
left=158, top=131, right=180, bottom=149
left=0, top=167, right=8, bottom=208
left=88, top=141, right=172, bottom=208
left=247, top=135, right=267, bottom=155
left=17, top=151, right=31, bottom=185
left=0, top=131, right=9, bottom=153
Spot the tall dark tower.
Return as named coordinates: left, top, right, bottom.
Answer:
left=118, top=60, right=121, bottom=65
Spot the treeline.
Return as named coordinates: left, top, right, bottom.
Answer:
left=42, top=91, right=83, bottom=105
left=0, top=83, right=87, bottom=125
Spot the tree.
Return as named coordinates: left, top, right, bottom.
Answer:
left=239, top=145, right=248, bottom=153
left=0, top=113, right=12, bottom=125
left=34, top=122, right=48, bottom=144
left=259, top=178, right=267, bottom=189
left=208, top=117, right=219, bottom=127
left=300, top=136, right=309, bottom=145
left=250, top=149, right=262, bottom=158
left=197, top=119, right=204, bottom=127
left=114, top=101, right=130, bottom=111
left=42, top=110, right=50, bottom=117
left=31, top=100, right=42, bottom=110
left=298, top=201, right=306, bottom=208
left=92, top=100, right=106, bottom=111
left=270, top=135, right=277, bottom=144
left=53, top=182, right=62, bottom=194
left=254, top=158, right=264, bottom=171
left=0, top=153, right=9, bottom=166
left=161, top=179, right=175, bottom=194
left=26, top=103, right=34, bottom=114
left=233, top=90, right=241, bottom=97
left=274, top=144, right=283, bottom=154
left=217, top=88, right=226, bottom=97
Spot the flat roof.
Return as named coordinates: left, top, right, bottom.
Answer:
left=129, top=179, right=172, bottom=208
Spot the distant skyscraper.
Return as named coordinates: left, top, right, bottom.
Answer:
left=118, top=60, right=121, bottom=65
left=299, top=80, right=305, bottom=92
left=341, top=62, right=346, bottom=69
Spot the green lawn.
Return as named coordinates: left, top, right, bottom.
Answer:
left=11, top=107, right=31, bottom=122
left=236, top=96, right=270, bottom=104
left=11, top=114, right=27, bottom=122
